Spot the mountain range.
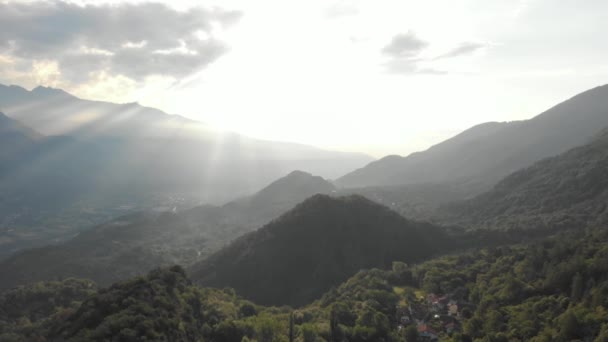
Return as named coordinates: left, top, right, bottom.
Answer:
left=3, top=84, right=608, bottom=296
left=2, top=84, right=608, bottom=341
left=337, top=85, right=608, bottom=193
left=189, top=126, right=608, bottom=306
left=0, top=84, right=372, bottom=256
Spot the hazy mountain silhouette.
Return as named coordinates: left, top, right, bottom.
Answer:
left=0, top=112, right=41, bottom=165
left=190, top=194, right=447, bottom=306
left=337, top=85, right=608, bottom=192
left=0, top=84, right=372, bottom=255
left=0, top=84, right=372, bottom=184
left=208, top=170, right=336, bottom=228
left=0, top=111, right=41, bottom=141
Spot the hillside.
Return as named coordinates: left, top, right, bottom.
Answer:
left=337, top=85, right=608, bottom=192
left=0, top=111, right=41, bottom=144
left=0, top=278, right=97, bottom=340
left=0, top=112, right=41, bottom=171
left=5, top=227, right=608, bottom=341
left=0, top=84, right=372, bottom=256
left=442, top=128, right=608, bottom=231
left=0, top=171, right=336, bottom=291
left=16, top=266, right=295, bottom=342
left=190, top=194, right=449, bottom=306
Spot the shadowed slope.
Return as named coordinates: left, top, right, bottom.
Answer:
left=190, top=194, right=448, bottom=306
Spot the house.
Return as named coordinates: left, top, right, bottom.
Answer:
left=427, top=293, right=449, bottom=312
left=448, top=301, right=458, bottom=317
left=417, top=324, right=439, bottom=341
left=426, top=294, right=439, bottom=305
left=445, top=322, right=456, bottom=334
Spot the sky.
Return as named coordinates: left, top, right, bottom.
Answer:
left=1, top=0, right=607, bottom=157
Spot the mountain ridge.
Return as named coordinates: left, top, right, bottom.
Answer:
left=0, top=84, right=373, bottom=256
left=440, top=128, right=608, bottom=230
left=337, top=84, right=608, bottom=192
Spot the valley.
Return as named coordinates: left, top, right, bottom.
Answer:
left=1, top=84, right=608, bottom=341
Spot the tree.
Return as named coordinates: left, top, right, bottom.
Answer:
left=558, top=310, right=580, bottom=340
left=403, top=325, right=418, bottom=342
left=330, top=308, right=339, bottom=342
left=570, top=272, right=584, bottom=301
left=289, top=312, right=295, bottom=342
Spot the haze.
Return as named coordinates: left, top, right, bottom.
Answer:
left=1, top=0, right=607, bottom=156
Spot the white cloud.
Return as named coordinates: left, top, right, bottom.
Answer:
left=0, top=1, right=240, bottom=83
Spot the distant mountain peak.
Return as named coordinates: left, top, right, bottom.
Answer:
left=32, top=85, right=70, bottom=95
left=253, top=170, right=335, bottom=203
left=286, top=169, right=313, bottom=177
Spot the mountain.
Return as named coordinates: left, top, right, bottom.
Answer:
left=0, top=111, right=41, bottom=143
left=209, top=170, right=336, bottom=228
left=337, top=85, right=608, bottom=191
left=190, top=194, right=449, bottom=306
left=441, top=128, right=608, bottom=231
left=0, top=115, right=117, bottom=256
left=0, top=171, right=336, bottom=291
left=0, top=84, right=373, bottom=256
left=336, top=182, right=472, bottom=223
left=0, top=84, right=372, bottom=183
left=0, top=112, right=41, bottom=170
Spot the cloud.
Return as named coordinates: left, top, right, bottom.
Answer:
left=381, top=32, right=445, bottom=75
left=381, top=32, right=429, bottom=58
left=0, top=1, right=241, bottom=83
left=434, top=42, right=486, bottom=60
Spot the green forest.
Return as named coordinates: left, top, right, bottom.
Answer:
left=2, top=225, right=608, bottom=341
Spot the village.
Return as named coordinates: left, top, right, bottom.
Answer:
left=395, top=290, right=474, bottom=341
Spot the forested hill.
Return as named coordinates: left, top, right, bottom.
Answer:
left=0, top=171, right=336, bottom=292
left=442, top=127, right=608, bottom=231
left=190, top=194, right=449, bottom=307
